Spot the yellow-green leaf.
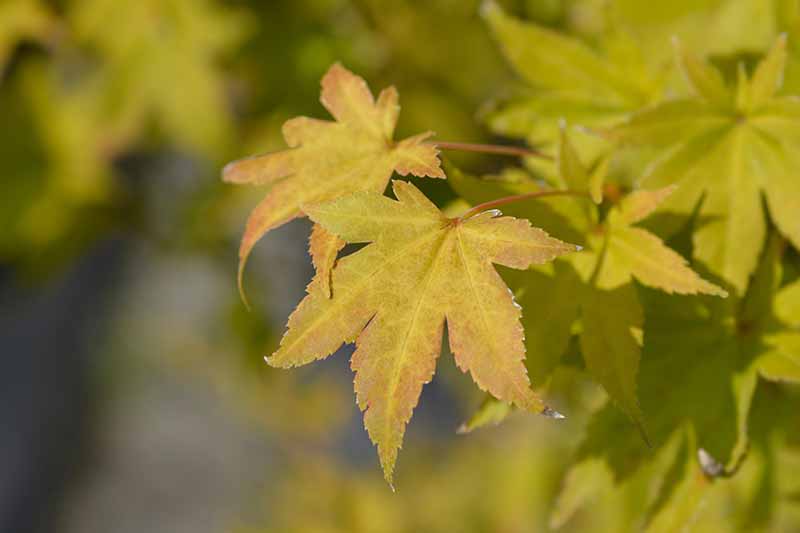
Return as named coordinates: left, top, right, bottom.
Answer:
left=269, top=180, right=577, bottom=483
left=223, top=63, right=445, bottom=301
left=609, top=36, right=799, bottom=293
left=580, top=283, right=645, bottom=431
left=506, top=261, right=582, bottom=383
left=673, top=37, right=731, bottom=104
left=456, top=395, right=513, bottom=434
left=603, top=187, right=727, bottom=297
left=608, top=227, right=728, bottom=297
left=751, top=34, right=789, bottom=109
left=482, top=1, right=659, bottom=148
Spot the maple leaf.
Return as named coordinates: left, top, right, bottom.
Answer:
left=224, top=63, right=444, bottom=299
left=608, top=36, right=800, bottom=295
left=481, top=1, right=662, bottom=150
left=266, top=180, right=577, bottom=483
left=71, top=0, right=251, bottom=154
left=551, top=386, right=800, bottom=532
left=575, top=234, right=800, bottom=489
left=551, top=236, right=800, bottom=532
left=454, top=132, right=725, bottom=435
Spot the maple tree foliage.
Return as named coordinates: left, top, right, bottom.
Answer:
left=609, top=36, right=800, bottom=295
left=224, top=63, right=444, bottom=300
left=454, top=131, right=727, bottom=439
left=9, top=0, right=789, bottom=528
left=221, top=2, right=800, bottom=527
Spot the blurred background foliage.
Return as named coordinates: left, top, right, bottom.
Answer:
left=1, top=1, right=799, bottom=532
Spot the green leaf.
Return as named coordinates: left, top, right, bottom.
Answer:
left=559, top=126, right=606, bottom=205
left=456, top=395, right=512, bottom=434
left=482, top=1, right=646, bottom=104
left=673, top=37, right=731, bottom=104
left=550, top=459, right=613, bottom=529
left=504, top=262, right=582, bottom=384
left=751, top=34, right=789, bottom=109
left=608, top=226, right=728, bottom=297
left=482, top=1, right=659, bottom=147
left=577, top=232, right=796, bottom=485
left=558, top=125, right=591, bottom=192
left=610, top=37, right=800, bottom=294
left=602, top=188, right=728, bottom=297
left=588, top=155, right=608, bottom=205
left=70, top=0, right=252, bottom=154
left=476, top=160, right=722, bottom=431
left=580, top=283, right=645, bottom=432
left=645, top=431, right=710, bottom=533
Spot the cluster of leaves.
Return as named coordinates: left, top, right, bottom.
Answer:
left=226, top=1, right=800, bottom=527
left=0, top=0, right=252, bottom=270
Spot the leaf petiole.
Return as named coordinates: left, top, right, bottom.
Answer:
left=458, top=189, right=591, bottom=221
left=429, top=141, right=553, bottom=160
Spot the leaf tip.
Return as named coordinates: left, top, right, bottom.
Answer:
left=541, top=406, right=566, bottom=420
left=221, top=157, right=253, bottom=184
left=380, top=459, right=397, bottom=490
left=264, top=351, right=286, bottom=369
left=322, top=60, right=346, bottom=80
left=221, top=159, right=238, bottom=183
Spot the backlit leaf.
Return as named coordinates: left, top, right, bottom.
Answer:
left=610, top=37, right=800, bottom=294
left=580, top=283, right=645, bottom=433
left=456, top=395, right=512, bottom=435
left=577, top=233, right=797, bottom=487
left=458, top=141, right=723, bottom=433
left=224, top=63, right=445, bottom=300
left=269, top=180, right=577, bottom=483
left=482, top=1, right=661, bottom=149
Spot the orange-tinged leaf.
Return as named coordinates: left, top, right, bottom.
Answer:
left=223, top=63, right=445, bottom=302
left=308, top=223, right=345, bottom=298
left=268, top=180, right=577, bottom=483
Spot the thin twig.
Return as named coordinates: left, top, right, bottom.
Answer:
left=459, top=190, right=590, bottom=220
left=429, top=141, right=553, bottom=160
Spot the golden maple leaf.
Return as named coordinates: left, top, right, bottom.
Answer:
left=268, top=180, right=578, bottom=484
left=224, top=63, right=445, bottom=299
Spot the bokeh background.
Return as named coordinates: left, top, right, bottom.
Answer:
left=2, top=1, right=796, bottom=532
